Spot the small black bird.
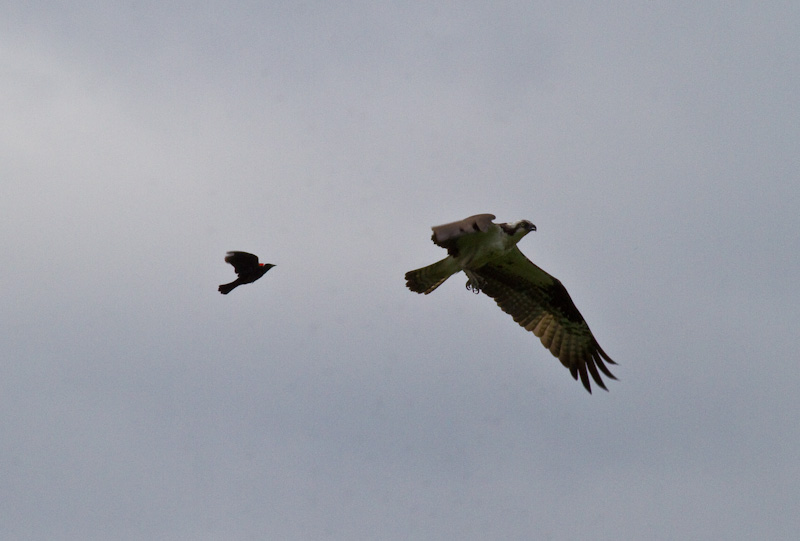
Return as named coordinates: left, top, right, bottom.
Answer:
left=218, top=251, right=275, bottom=294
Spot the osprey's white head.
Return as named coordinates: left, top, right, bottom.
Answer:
left=501, top=219, right=536, bottom=242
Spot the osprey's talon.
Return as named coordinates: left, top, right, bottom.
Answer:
left=465, top=280, right=482, bottom=294
left=465, top=270, right=485, bottom=293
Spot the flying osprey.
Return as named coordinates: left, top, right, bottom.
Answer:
left=405, top=214, right=616, bottom=393
left=218, top=251, right=275, bottom=294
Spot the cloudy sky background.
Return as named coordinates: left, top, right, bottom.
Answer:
left=2, top=2, right=799, bottom=539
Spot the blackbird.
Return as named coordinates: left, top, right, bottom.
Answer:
left=218, top=251, right=275, bottom=294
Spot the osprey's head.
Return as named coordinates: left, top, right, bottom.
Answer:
left=498, top=220, right=536, bottom=246
left=516, top=220, right=536, bottom=233
left=503, top=219, right=536, bottom=238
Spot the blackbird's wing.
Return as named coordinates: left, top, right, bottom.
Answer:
left=224, top=251, right=260, bottom=275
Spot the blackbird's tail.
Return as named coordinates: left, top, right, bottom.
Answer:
left=218, top=281, right=238, bottom=295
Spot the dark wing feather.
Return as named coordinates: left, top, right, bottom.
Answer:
left=474, top=247, right=616, bottom=393
left=431, top=214, right=496, bottom=255
left=225, top=251, right=260, bottom=275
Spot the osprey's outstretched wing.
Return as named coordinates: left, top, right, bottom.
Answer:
left=473, top=247, right=617, bottom=393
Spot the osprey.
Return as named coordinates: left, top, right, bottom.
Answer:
left=218, top=251, right=275, bottom=294
left=405, top=214, right=616, bottom=393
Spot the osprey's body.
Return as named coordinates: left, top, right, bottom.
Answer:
left=405, top=214, right=616, bottom=393
left=407, top=214, right=537, bottom=294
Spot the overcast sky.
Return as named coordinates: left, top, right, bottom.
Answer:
left=2, top=2, right=799, bottom=539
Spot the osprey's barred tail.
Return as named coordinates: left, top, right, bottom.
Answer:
left=405, top=258, right=459, bottom=294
